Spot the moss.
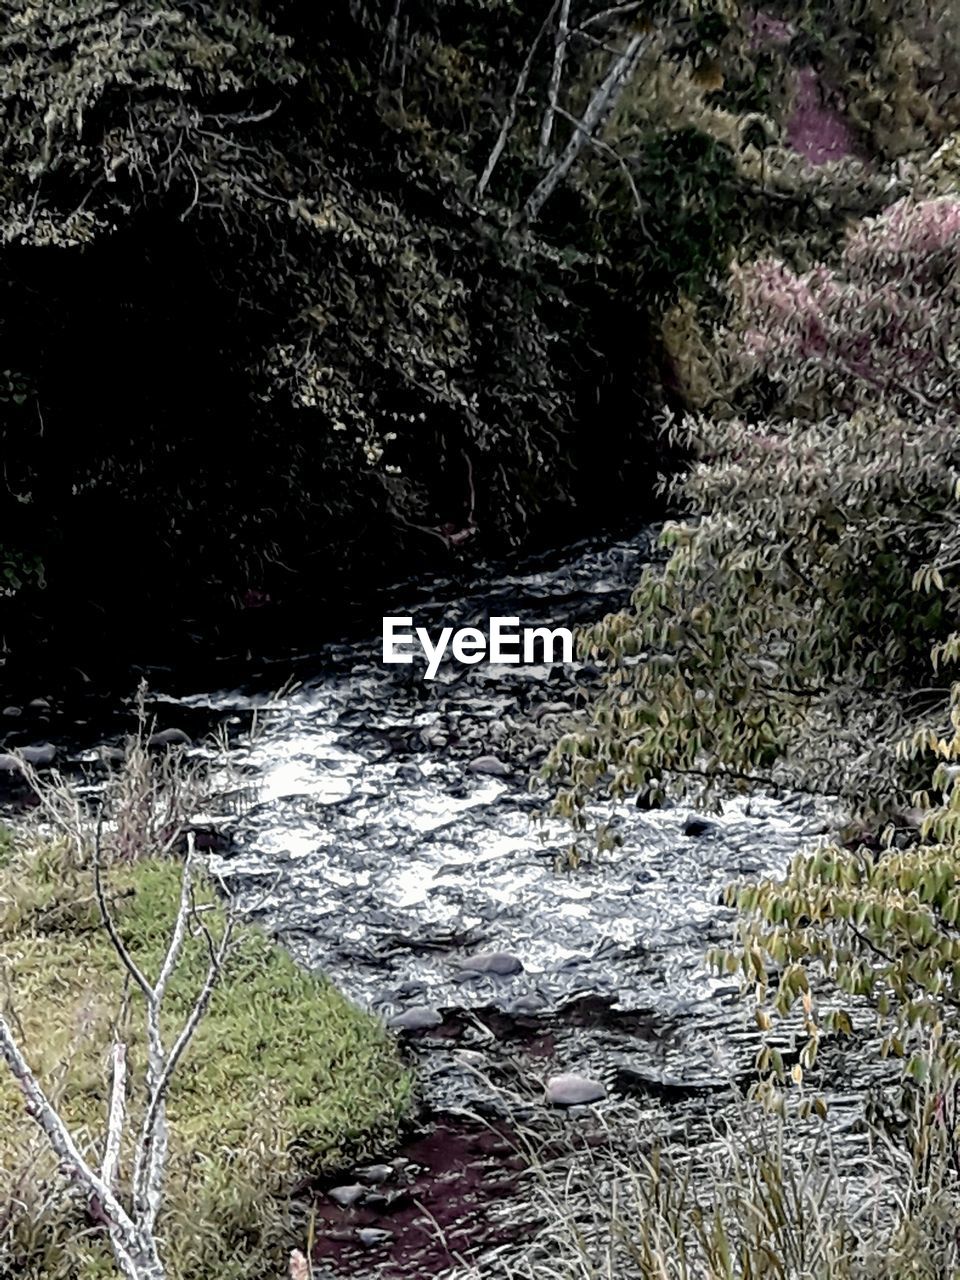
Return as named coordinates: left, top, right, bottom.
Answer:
left=0, top=838, right=413, bottom=1280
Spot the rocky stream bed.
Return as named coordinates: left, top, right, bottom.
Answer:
left=1, top=531, right=872, bottom=1277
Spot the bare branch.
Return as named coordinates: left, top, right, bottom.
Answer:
left=0, top=1012, right=139, bottom=1257
left=103, top=1041, right=128, bottom=1192
left=538, top=0, right=571, bottom=164
left=477, top=1, right=558, bottom=199
left=92, top=810, right=155, bottom=1004
left=523, top=30, right=647, bottom=222
left=154, top=834, right=195, bottom=1005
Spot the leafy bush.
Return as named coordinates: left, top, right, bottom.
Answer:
left=545, top=195, right=960, bottom=829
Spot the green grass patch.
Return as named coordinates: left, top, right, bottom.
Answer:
left=0, top=836, right=413, bottom=1280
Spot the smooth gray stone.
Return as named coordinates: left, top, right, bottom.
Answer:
left=459, top=950, right=523, bottom=976
left=357, top=1228, right=393, bottom=1247
left=328, top=1184, right=365, bottom=1208
left=546, top=1073, right=607, bottom=1106
left=467, top=754, right=512, bottom=777
left=389, top=1006, right=442, bottom=1032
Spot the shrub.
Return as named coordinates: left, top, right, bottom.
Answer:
left=544, top=195, right=960, bottom=830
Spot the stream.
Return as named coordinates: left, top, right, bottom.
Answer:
left=3, top=530, right=857, bottom=1277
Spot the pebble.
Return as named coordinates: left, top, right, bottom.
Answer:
left=27, top=698, right=51, bottom=712
left=459, top=950, right=524, bottom=976
left=1, top=706, right=21, bottom=718
left=546, top=1073, right=608, bottom=1106
left=356, top=1163, right=393, bottom=1185
left=388, top=1006, right=442, bottom=1033
left=21, top=743, right=57, bottom=767
left=467, top=754, right=512, bottom=777
left=357, top=1228, right=393, bottom=1248
left=0, top=754, right=21, bottom=773
left=328, top=1184, right=365, bottom=1208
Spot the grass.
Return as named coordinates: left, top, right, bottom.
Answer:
left=0, top=832, right=413, bottom=1280
left=444, top=1086, right=960, bottom=1280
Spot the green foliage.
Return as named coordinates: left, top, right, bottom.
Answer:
left=545, top=195, right=960, bottom=828
left=628, top=128, right=744, bottom=298
left=0, top=837, right=412, bottom=1280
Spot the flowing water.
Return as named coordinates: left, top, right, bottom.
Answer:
left=5, top=531, right=870, bottom=1276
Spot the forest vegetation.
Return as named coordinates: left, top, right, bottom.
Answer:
left=4, top=0, right=960, bottom=1276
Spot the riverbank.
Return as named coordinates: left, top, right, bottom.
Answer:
left=0, top=809, right=412, bottom=1280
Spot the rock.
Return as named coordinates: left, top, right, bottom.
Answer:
left=21, top=743, right=57, bottom=767
left=509, top=993, right=548, bottom=1014
left=0, top=754, right=21, bottom=773
left=635, top=790, right=663, bottom=810
left=1, top=706, right=21, bottom=717
left=535, top=701, right=573, bottom=718
left=546, top=1073, right=607, bottom=1107
left=328, top=1184, right=365, bottom=1208
left=99, top=746, right=127, bottom=766
left=682, top=815, right=717, bottom=838
left=27, top=698, right=51, bottom=712
left=459, top=950, right=524, bottom=976
left=389, top=1006, right=442, bottom=1033
left=147, top=728, right=192, bottom=749
left=394, top=763, right=423, bottom=784
left=356, top=1163, right=393, bottom=1185
left=466, top=754, right=512, bottom=777
left=357, top=1227, right=393, bottom=1248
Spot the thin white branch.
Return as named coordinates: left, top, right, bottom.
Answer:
left=135, top=901, right=234, bottom=1234
left=523, top=29, right=647, bottom=221
left=0, top=1012, right=138, bottom=1248
left=476, top=2, right=557, bottom=199
left=538, top=0, right=571, bottom=164
left=103, top=1041, right=127, bottom=1192
left=154, top=836, right=194, bottom=1005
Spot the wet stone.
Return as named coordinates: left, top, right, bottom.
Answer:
left=467, top=754, right=512, bottom=777
left=0, top=754, right=21, bottom=773
left=459, top=950, right=524, bottom=976
left=389, top=1006, right=443, bottom=1033
left=682, top=815, right=717, bottom=837
left=328, top=1184, right=365, bottom=1208
left=546, top=1073, right=607, bottom=1107
left=356, top=1163, right=393, bottom=1185
left=1, top=706, right=21, bottom=717
left=147, top=727, right=192, bottom=749
left=357, top=1227, right=393, bottom=1248
left=21, top=743, right=57, bottom=767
